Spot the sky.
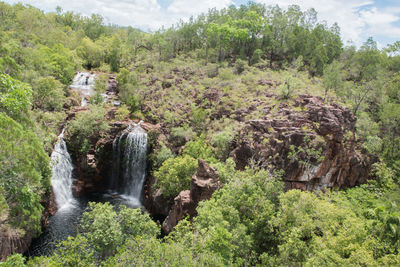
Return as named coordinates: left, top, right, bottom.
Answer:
left=4, top=0, right=400, bottom=47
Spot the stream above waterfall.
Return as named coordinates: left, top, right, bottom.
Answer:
left=69, top=72, right=96, bottom=106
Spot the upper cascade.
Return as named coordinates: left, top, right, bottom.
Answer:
left=69, top=72, right=96, bottom=106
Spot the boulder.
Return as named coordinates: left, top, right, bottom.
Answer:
left=162, top=159, right=220, bottom=234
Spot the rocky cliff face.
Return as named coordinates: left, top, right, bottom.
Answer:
left=231, top=94, right=375, bottom=191
left=162, top=159, right=220, bottom=234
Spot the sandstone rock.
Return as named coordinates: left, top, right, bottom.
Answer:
left=162, top=190, right=192, bottom=234
left=232, top=94, right=375, bottom=191
left=190, top=159, right=220, bottom=205
left=0, top=233, right=31, bottom=261
left=162, top=159, right=220, bottom=234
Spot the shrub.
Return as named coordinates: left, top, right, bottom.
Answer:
left=150, top=144, right=174, bottom=169
left=218, top=68, right=234, bottom=81
left=250, top=49, right=263, bottom=65
left=117, top=68, right=137, bottom=86
left=114, top=105, right=130, bottom=121
left=0, top=113, right=50, bottom=234
left=94, top=74, right=108, bottom=94
left=183, top=135, right=216, bottom=163
left=125, top=93, right=140, bottom=113
left=0, top=74, right=32, bottom=122
left=170, top=126, right=195, bottom=147
left=234, top=59, right=247, bottom=74
left=67, top=106, right=109, bottom=155
left=191, top=105, right=209, bottom=132
left=32, top=76, right=65, bottom=111
left=211, top=127, right=235, bottom=160
left=205, top=63, right=219, bottom=78
left=155, top=155, right=198, bottom=199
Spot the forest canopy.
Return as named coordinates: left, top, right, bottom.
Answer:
left=0, top=1, right=400, bottom=266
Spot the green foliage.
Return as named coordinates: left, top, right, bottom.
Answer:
left=170, top=126, right=195, bottom=147
left=109, top=36, right=121, bottom=72
left=39, top=44, right=75, bottom=84
left=288, top=135, right=325, bottom=168
left=81, top=202, right=123, bottom=259
left=124, top=92, right=140, bottom=113
left=193, top=167, right=283, bottom=265
left=150, top=144, right=174, bottom=170
left=52, top=202, right=160, bottom=263
left=0, top=113, right=50, bottom=235
left=322, top=60, right=344, bottom=100
left=190, top=104, right=209, bottom=131
left=217, top=68, right=235, bottom=81
left=2, top=2, right=400, bottom=265
left=53, top=235, right=95, bottom=267
left=250, top=49, right=263, bottom=65
left=106, top=236, right=225, bottom=266
left=116, top=70, right=140, bottom=112
left=67, top=106, right=109, bottom=155
left=183, top=135, right=216, bottom=163
left=76, top=37, right=104, bottom=69
left=155, top=155, right=198, bottom=199
left=0, top=254, right=26, bottom=267
left=278, top=72, right=297, bottom=100
left=93, top=74, right=108, bottom=93
left=211, top=126, right=235, bottom=161
left=32, top=76, right=65, bottom=111
left=116, top=68, right=137, bottom=86
left=118, top=205, right=159, bottom=238
left=234, top=59, right=247, bottom=74
left=114, top=104, right=130, bottom=121
left=0, top=74, right=32, bottom=122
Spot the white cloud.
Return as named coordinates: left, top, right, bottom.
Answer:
left=167, top=0, right=232, bottom=16
left=5, top=0, right=233, bottom=30
left=359, top=7, right=400, bottom=39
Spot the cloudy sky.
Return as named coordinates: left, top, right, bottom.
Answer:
left=4, top=0, right=400, bottom=47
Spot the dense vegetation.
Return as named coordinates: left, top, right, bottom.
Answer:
left=1, top=1, right=400, bottom=266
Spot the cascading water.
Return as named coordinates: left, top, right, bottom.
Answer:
left=51, top=129, right=75, bottom=209
left=69, top=72, right=96, bottom=106
left=111, top=122, right=148, bottom=206
left=28, top=129, right=82, bottom=256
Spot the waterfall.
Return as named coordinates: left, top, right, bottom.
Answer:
left=51, top=129, right=75, bottom=209
left=69, top=72, right=96, bottom=106
left=111, top=123, right=148, bottom=205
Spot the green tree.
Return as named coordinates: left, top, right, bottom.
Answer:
left=67, top=105, right=109, bottom=155
left=155, top=155, right=198, bottom=198
left=0, top=113, right=50, bottom=234
left=322, top=60, right=344, bottom=100
left=0, top=74, right=32, bottom=122
left=81, top=202, right=123, bottom=259
left=32, top=76, right=65, bottom=111
left=76, top=37, right=104, bottom=69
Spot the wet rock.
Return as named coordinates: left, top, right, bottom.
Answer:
left=107, top=75, right=118, bottom=92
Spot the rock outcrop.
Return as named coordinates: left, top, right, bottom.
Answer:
left=232, top=94, right=375, bottom=191
left=162, top=159, right=220, bottom=234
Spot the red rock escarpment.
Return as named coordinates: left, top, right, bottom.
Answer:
left=232, top=94, right=376, bottom=191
